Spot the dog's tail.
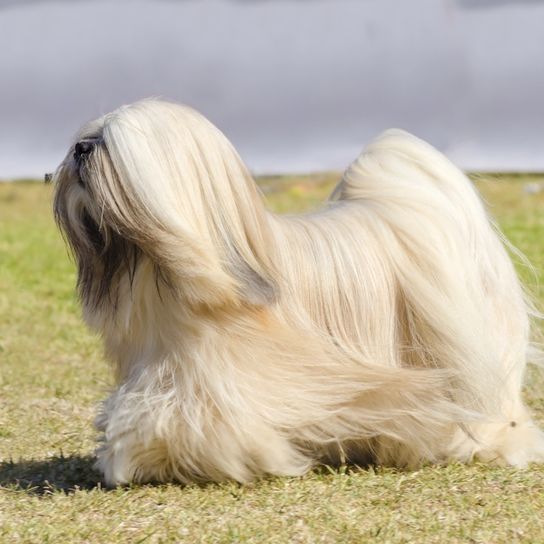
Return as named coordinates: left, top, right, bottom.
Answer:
left=329, top=130, right=543, bottom=465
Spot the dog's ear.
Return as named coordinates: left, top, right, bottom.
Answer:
left=206, top=163, right=279, bottom=307
left=85, top=144, right=279, bottom=308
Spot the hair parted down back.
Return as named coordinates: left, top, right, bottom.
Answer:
left=53, top=99, right=544, bottom=485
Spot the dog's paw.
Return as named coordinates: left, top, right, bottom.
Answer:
left=94, top=439, right=137, bottom=487
left=474, top=419, right=544, bottom=468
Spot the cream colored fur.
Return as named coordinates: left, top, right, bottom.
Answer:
left=52, top=100, right=544, bottom=485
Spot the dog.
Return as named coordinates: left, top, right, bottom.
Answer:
left=52, top=99, right=544, bottom=485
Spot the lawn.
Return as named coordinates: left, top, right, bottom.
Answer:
left=0, top=173, right=543, bottom=543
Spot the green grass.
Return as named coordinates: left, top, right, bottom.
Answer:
left=1, top=173, right=543, bottom=543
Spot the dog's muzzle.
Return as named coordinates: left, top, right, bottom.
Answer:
left=74, top=140, right=96, bottom=163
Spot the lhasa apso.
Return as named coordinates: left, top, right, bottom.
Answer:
left=52, top=99, right=544, bottom=485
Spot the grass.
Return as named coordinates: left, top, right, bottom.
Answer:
left=1, top=173, right=543, bottom=543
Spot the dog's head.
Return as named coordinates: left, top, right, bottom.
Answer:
left=53, top=100, right=277, bottom=314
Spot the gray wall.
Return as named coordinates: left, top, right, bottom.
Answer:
left=1, top=0, right=543, bottom=178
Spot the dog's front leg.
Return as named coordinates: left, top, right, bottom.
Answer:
left=94, top=386, right=145, bottom=486
left=94, top=381, right=180, bottom=486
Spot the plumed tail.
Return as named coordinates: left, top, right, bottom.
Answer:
left=333, top=130, right=533, bottom=418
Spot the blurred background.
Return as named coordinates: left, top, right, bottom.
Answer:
left=0, top=0, right=543, bottom=179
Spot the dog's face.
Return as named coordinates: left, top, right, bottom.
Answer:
left=53, top=100, right=277, bottom=317
left=53, top=127, right=135, bottom=310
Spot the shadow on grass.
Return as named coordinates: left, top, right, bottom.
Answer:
left=0, top=453, right=104, bottom=495
left=0, top=453, right=381, bottom=496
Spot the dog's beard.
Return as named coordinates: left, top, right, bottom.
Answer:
left=54, top=154, right=142, bottom=310
left=78, top=210, right=141, bottom=308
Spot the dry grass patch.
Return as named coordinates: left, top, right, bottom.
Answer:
left=1, top=173, right=543, bottom=543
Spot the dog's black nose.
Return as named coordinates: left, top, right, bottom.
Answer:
left=74, top=140, right=95, bottom=162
